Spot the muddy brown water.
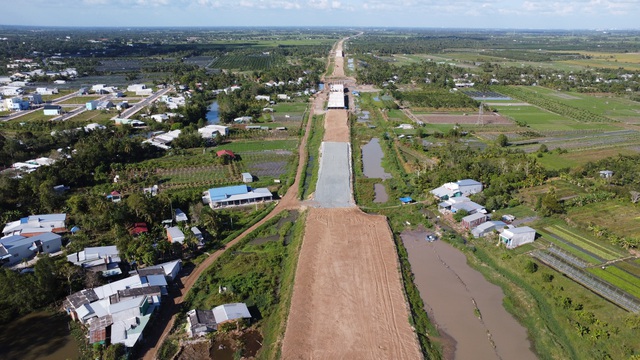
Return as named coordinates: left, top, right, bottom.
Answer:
left=361, top=138, right=391, bottom=179
left=401, top=229, right=537, bottom=360
left=0, top=310, right=79, bottom=360
left=374, top=183, right=388, bottom=203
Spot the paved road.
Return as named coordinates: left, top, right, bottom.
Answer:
left=115, top=87, right=172, bottom=120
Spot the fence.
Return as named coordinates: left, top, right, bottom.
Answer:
left=532, top=249, right=640, bottom=313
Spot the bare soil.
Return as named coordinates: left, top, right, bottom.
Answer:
left=323, top=109, right=350, bottom=142
left=415, top=113, right=513, bottom=125
left=281, top=208, right=422, bottom=359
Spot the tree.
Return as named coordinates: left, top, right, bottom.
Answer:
left=453, top=209, right=469, bottom=222
left=496, top=134, right=509, bottom=147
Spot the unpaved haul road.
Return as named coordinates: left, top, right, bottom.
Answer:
left=281, top=36, right=422, bottom=359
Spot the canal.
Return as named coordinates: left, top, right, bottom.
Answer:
left=401, top=229, right=536, bottom=360
left=0, top=310, right=80, bottom=360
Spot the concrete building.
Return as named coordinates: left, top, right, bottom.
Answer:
left=471, top=221, right=508, bottom=238
left=36, top=87, right=58, bottom=95
left=241, top=172, right=253, bottom=183
left=327, top=83, right=346, bottom=109
left=500, top=226, right=536, bottom=249
left=0, top=233, right=62, bottom=266
left=461, top=212, right=487, bottom=229
left=431, top=179, right=483, bottom=200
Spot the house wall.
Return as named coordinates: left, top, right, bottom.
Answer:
left=43, top=237, right=62, bottom=254
left=459, top=184, right=483, bottom=195
left=3, top=243, right=34, bottom=265
left=509, top=232, right=535, bottom=248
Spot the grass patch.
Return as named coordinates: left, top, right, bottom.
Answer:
left=535, top=147, right=639, bottom=170
left=588, top=266, right=640, bottom=299
left=300, top=115, right=324, bottom=200
left=566, top=199, right=640, bottom=239
left=544, top=224, right=627, bottom=260
left=215, top=139, right=298, bottom=153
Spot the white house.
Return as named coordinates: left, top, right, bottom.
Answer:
left=126, top=84, right=146, bottom=92
left=202, top=185, right=273, bottom=209
left=397, top=124, right=414, bottom=130
left=212, top=303, right=251, bottom=324
left=431, top=179, right=483, bottom=200
left=255, top=95, right=270, bottom=101
left=2, top=213, right=67, bottom=237
left=242, top=172, right=253, bottom=183
left=277, top=94, right=290, bottom=100
left=500, top=227, right=536, bottom=249
left=174, top=209, right=188, bottom=222
left=43, top=104, right=62, bottom=116
left=36, top=87, right=58, bottom=95
left=67, top=245, right=121, bottom=277
left=198, top=125, right=229, bottom=138
left=0, top=86, right=23, bottom=96
left=0, top=233, right=62, bottom=266
left=150, top=114, right=169, bottom=122
left=167, top=227, right=185, bottom=244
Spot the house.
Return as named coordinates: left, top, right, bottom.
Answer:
left=63, top=274, right=165, bottom=348
left=43, top=104, right=62, bottom=116
left=450, top=201, right=486, bottom=215
left=431, top=179, right=483, bottom=200
left=186, top=309, right=218, bottom=337
left=174, top=209, right=188, bottom=222
left=255, top=95, right=270, bottom=101
left=0, top=233, right=62, bottom=266
left=116, top=102, right=129, bottom=110
left=27, top=93, right=43, bottom=104
left=78, top=87, right=89, bottom=95
left=191, top=227, right=204, bottom=246
left=139, top=259, right=182, bottom=281
left=277, top=94, right=290, bottom=100
left=127, top=84, right=146, bottom=92
left=212, top=303, right=251, bottom=324
left=198, top=125, right=229, bottom=138
left=202, top=185, right=273, bottom=209
left=84, top=123, right=106, bottom=132
left=461, top=212, right=487, bottom=229
left=129, top=223, right=149, bottom=236
left=471, top=221, right=508, bottom=238
left=96, top=101, right=114, bottom=110
left=5, top=97, right=30, bottom=110
left=150, top=114, right=169, bottom=122
left=242, top=172, right=253, bottom=183
left=0, top=86, right=23, bottom=96
left=397, top=124, right=414, bottom=130
left=500, top=226, right=536, bottom=249
left=599, top=170, right=614, bottom=179
left=233, top=116, right=252, bottom=123
left=167, top=226, right=185, bottom=244
left=144, top=130, right=181, bottom=149
left=91, top=84, right=107, bottom=92
left=67, top=245, right=122, bottom=277
left=2, top=213, right=67, bottom=237
left=107, top=191, right=122, bottom=202
left=216, top=149, right=235, bottom=159
left=36, top=87, right=58, bottom=95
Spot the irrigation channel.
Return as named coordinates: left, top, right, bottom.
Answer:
left=401, top=229, right=537, bottom=360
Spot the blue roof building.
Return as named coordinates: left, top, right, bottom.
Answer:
left=203, top=185, right=273, bottom=209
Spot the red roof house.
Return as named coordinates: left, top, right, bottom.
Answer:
left=216, top=150, right=235, bottom=158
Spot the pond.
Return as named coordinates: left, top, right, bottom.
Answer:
left=0, top=310, right=80, bottom=360
left=206, top=101, right=219, bottom=124
left=401, top=229, right=536, bottom=360
left=361, top=138, right=391, bottom=180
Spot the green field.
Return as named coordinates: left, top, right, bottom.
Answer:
left=537, top=230, right=603, bottom=264
left=535, top=147, right=639, bottom=170
left=588, top=266, right=640, bottom=299
left=215, top=139, right=297, bottom=153
left=567, top=199, right=640, bottom=239
left=271, top=102, right=308, bottom=113
left=493, top=105, right=618, bottom=131
left=57, top=96, right=102, bottom=104
left=544, top=224, right=627, bottom=260
left=514, top=86, right=640, bottom=122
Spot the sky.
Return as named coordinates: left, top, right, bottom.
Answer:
left=2, top=0, right=640, bottom=29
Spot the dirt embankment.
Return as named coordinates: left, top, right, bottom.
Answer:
left=281, top=208, right=422, bottom=359
left=324, top=109, right=350, bottom=142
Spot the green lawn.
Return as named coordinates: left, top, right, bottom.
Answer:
left=271, top=102, right=308, bottom=113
